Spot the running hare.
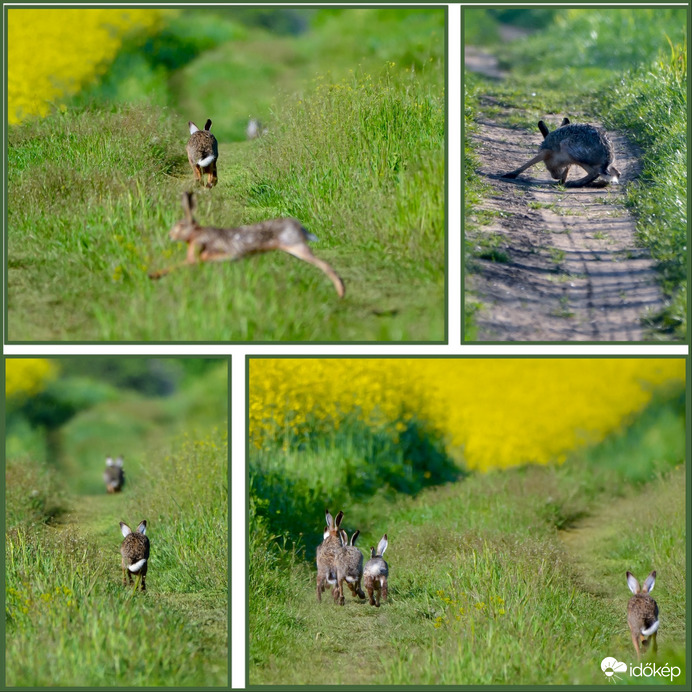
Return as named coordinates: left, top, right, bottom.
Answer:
left=626, top=570, right=659, bottom=659
left=148, top=191, right=346, bottom=297
left=363, top=534, right=389, bottom=607
left=503, top=117, right=620, bottom=187
left=103, top=455, right=124, bottom=494
left=187, top=119, right=218, bottom=188
left=335, top=528, right=366, bottom=605
left=316, top=509, right=344, bottom=602
left=120, top=521, right=150, bottom=591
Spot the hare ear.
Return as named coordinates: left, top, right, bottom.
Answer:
left=120, top=522, right=132, bottom=538
left=626, top=571, right=640, bottom=594
left=188, top=121, right=199, bottom=134
left=204, top=118, right=212, bottom=131
left=560, top=117, right=570, bottom=126
left=137, top=521, right=147, bottom=535
left=643, top=571, right=656, bottom=594
left=116, top=456, right=124, bottom=467
left=538, top=121, right=550, bottom=138
left=377, top=534, right=388, bottom=556
left=351, top=530, right=360, bottom=546
left=339, top=529, right=348, bottom=546
left=181, top=191, right=196, bottom=221
left=334, top=511, right=344, bottom=528
left=325, top=509, right=333, bottom=528
left=106, top=456, right=113, bottom=467
left=370, top=546, right=376, bottom=558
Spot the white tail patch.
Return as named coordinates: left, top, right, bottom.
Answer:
left=197, top=154, right=216, bottom=168
left=641, top=620, right=659, bottom=637
left=128, top=558, right=147, bottom=573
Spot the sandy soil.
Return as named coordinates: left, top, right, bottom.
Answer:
left=465, top=52, right=664, bottom=342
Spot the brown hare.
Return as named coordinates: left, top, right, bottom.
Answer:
left=103, top=456, right=124, bottom=493
left=316, top=509, right=344, bottom=602
left=626, top=570, right=659, bottom=659
left=120, top=521, right=150, bottom=591
left=335, top=528, right=366, bottom=605
left=503, top=117, right=620, bottom=187
left=148, top=191, right=346, bottom=297
left=363, top=534, right=389, bottom=607
left=187, top=119, right=218, bottom=188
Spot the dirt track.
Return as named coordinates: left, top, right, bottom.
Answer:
left=465, top=53, right=665, bottom=342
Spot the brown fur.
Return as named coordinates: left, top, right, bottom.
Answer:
left=186, top=119, right=218, bottom=188
left=627, top=571, right=659, bottom=660
left=103, top=456, right=124, bottom=493
left=148, top=191, right=345, bottom=297
left=363, top=534, right=389, bottom=607
left=335, top=529, right=365, bottom=605
left=316, top=510, right=344, bottom=603
left=120, top=521, right=150, bottom=591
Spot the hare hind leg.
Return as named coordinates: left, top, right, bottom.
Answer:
left=281, top=243, right=346, bottom=298
left=206, top=161, right=218, bottom=188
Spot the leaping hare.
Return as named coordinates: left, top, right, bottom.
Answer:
left=120, top=521, right=150, bottom=591
left=503, top=117, right=620, bottom=187
left=316, top=510, right=345, bottom=602
left=187, top=119, right=218, bottom=188
left=148, top=191, right=346, bottom=297
left=335, top=528, right=366, bottom=605
left=626, top=571, right=659, bottom=659
left=363, top=534, right=389, bottom=607
left=103, top=455, right=124, bottom=493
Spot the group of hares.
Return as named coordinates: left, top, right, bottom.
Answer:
left=316, top=509, right=389, bottom=607
left=315, top=512, right=658, bottom=659
left=147, top=118, right=346, bottom=298
left=102, top=456, right=150, bottom=592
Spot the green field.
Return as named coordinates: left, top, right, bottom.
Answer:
left=5, top=358, right=228, bottom=686
left=249, top=385, right=686, bottom=685
left=464, top=8, right=687, bottom=340
left=7, top=8, right=445, bottom=342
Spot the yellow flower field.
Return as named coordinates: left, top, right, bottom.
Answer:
left=5, top=359, right=58, bottom=400
left=249, top=359, right=685, bottom=471
left=8, top=9, right=166, bottom=124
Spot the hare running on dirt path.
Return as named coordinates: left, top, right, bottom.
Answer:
left=626, top=570, right=659, bottom=660
left=148, top=191, right=346, bottom=297
left=503, top=118, right=620, bottom=187
left=187, top=119, right=218, bottom=188
left=120, top=521, right=150, bottom=591
left=103, top=456, right=124, bottom=493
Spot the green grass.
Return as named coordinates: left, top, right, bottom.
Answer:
left=464, top=8, right=687, bottom=340
left=249, top=389, right=686, bottom=684
left=7, top=8, right=445, bottom=342
left=5, top=364, right=228, bottom=686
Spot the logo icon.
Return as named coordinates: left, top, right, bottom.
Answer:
left=601, top=657, right=627, bottom=682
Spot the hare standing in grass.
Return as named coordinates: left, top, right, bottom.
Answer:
left=626, top=570, right=659, bottom=659
left=335, top=529, right=366, bottom=605
left=148, top=191, right=346, bottom=297
left=363, top=534, right=389, bottom=607
left=187, top=119, right=218, bottom=188
left=103, top=455, right=124, bottom=493
left=316, top=510, right=345, bottom=602
left=502, top=117, right=620, bottom=187
left=120, top=521, right=150, bottom=591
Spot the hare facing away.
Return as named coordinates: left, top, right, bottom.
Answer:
left=502, top=117, right=620, bottom=187
left=120, top=521, right=150, bottom=591
left=363, top=534, right=389, bottom=607
left=626, top=571, right=659, bottom=659
left=316, top=509, right=345, bottom=602
left=103, top=456, right=124, bottom=493
left=335, top=528, right=366, bottom=605
left=148, top=191, right=346, bottom=297
left=187, top=119, right=218, bottom=188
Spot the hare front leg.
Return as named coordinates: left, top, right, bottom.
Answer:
left=502, top=151, right=548, bottom=179
left=282, top=243, right=346, bottom=298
